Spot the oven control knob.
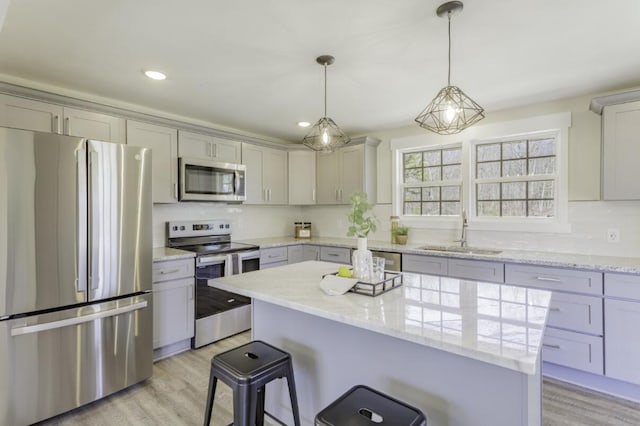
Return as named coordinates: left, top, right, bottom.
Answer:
left=225, top=224, right=229, bottom=228
left=219, top=224, right=224, bottom=229
left=180, top=226, right=185, bottom=231
left=172, top=226, right=178, bottom=231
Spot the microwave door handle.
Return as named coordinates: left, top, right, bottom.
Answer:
left=234, top=171, right=240, bottom=196
left=76, top=148, right=88, bottom=293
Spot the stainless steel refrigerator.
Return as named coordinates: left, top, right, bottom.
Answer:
left=0, top=127, right=153, bottom=425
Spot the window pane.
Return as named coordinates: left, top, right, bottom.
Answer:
left=477, top=161, right=500, bottom=179
left=443, top=148, right=461, bottom=165
left=529, top=180, right=554, bottom=199
left=404, top=202, right=421, bottom=215
left=477, top=144, right=500, bottom=161
left=529, top=138, right=555, bottom=157
left=477, top=183, right=499, bottom=200
left=441, top=185, right=460, bottom=201
left=529, top=157, right=555, bottom=175
left=424, top=166, right=442, bottom=181
left=422, top=187, right=440, bottom=201
left=404, top=168, right=422, bottom=183
left=503, top=159, right=526, bottom=177
left=404, top=152, right=423, bottom=168
left=529, top=200, right=554, bottom=217
left=442, top=164, right=461, bottom=180
left=423, top=151, right=441, bottom=166
left=422, top=202, right=440, bottom=215
left=503, top=141, right=526, bottom=160
left=478, top=201, right=499, bottom=216
left=441, top=202, right=460, bottom=215
left=502, top=201, right=526, bottom=216
left=404, top=187, right=421, bottom=201
left=502, top=182, right=526, bottom=200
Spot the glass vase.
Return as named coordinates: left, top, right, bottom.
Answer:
left=352, top=237, right=373, bottom=282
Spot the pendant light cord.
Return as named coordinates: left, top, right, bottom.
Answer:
left=447, top=11, right=452, bottom=86
left=323, top=63, right=328, bottom=117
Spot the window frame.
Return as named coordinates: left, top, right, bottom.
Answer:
left=390, top=112, right=571, bottom=233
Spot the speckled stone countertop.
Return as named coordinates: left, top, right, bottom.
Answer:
left=210, top=261, right=551, bottom=374
left=153, top=247, right=195, bottom=262
left=236, top=236, right=640, bottom=274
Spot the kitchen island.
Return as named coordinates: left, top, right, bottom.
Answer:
left=209, top=261, right=552, bottom=426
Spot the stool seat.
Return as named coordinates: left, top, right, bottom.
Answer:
left=315, top=385, right=426, bottom=426
left=204, top=340, right=301, bottom=426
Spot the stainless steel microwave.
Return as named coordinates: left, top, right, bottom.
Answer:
left=178, top=157, right=246, bottom=202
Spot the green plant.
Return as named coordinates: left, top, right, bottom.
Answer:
left=346, top=192, right=378, bottom=238
left=394, top=225, right=409, bottom=236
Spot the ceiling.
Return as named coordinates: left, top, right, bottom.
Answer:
left=0, top=0, right=639, bottom=143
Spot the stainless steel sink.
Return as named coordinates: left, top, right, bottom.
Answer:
left=417, top=245, right=502, bottom=255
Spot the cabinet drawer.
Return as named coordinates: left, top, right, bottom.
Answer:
left=448, top=258, right=504, bottom=283
left=319, top=246, right=350, bottom=264
left=542, top=328, right=603, bottom=374
left=505, top=264, right=603, bottom=295
left=260, top=247, right=288, bottom=265
left=402, top=254, right=448, bottom=275
left=604, top=273, right=640, bottom=301
left=153, top=258, right=195, bottom=283
left=547, top=293, right=603, bottom=335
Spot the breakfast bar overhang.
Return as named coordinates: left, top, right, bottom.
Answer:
left=210, top=261, right=552, bottom=426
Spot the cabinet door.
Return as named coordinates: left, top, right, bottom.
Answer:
left=127, top=120, right=178, bottom=203
left=602, top=101, right=640, bottom=200
left=263, top=147, right=287, bottom=204
left=316, top=151, right=339, bottom=204
left=178, top=130, right=241, bottom=163
left=339, top=144, right=364, bottom=204
left=303, top=245, right=320, bottom=261
left=63, top=107, right=126, bottom=143
left=0, top=94, right=62, bottom=133
left=288, top=150, right=316, bottom=205
left=448, top=258, right=504, bottom=283
left=605, top=298, right=640, bottom=384
left=242, top=143, right=265, bottom=204
left=152, top=278, right=195, bottom=349
left=319, top=246, right=351, bottom=264
left=287, top=245, right=304, bottom=264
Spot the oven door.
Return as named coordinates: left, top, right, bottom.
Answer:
left=235, top=250, right=260, bottom=274
left=179, top=157, right=246, bottom=202
left=193, top=253, right=251, bottom=348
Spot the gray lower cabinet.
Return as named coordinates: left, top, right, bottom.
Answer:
left=505, top=263, right=604, bottom=375
left=152, top=258, right=195, bottom=356
left=402, top=254, right=504, bottom=283
left=319, top=246, right=351, bottom=264
left=288, top=244, right=321, bottom=264
left=604, top=273, right=640, bottom=385
left=260, top=247, right=288, bottom=269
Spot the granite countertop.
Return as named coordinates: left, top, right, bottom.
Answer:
left=209, top=261, right=552, bottom=375
left=236, top=236, right=640, bottom=274
left=153, top=247, right=195, bottom=261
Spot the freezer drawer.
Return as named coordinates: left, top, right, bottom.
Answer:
left=0, top=294, right=153, bottom=426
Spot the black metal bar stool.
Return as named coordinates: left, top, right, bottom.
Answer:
left=203, top=340, right=301, bottom=426
left=315, top=385, right=427, bottom=426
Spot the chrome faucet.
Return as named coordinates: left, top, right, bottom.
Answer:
left=455, top=210, right=468, bottom=247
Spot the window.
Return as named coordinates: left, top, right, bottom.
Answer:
left=473, top=136, right=557, bottom=217
left=401, top=145, right=462, bottom=216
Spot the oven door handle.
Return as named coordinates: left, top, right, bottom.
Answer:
left=197, top=255, right=229, bottom=266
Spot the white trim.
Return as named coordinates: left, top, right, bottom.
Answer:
left=390, top=112, right=572, bottom=234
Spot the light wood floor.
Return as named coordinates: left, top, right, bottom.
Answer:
left=36, top=331, right=640, bottom=426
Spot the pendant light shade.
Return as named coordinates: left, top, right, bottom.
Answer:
left=303, top=55, right=350, bottom=152
left=415, top=1, right=484, bottom=135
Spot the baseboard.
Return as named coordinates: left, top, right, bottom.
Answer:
left=153, top=339, right=192, bottom=362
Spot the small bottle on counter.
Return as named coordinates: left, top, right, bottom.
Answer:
left=390, top=216, right=399, bottom=244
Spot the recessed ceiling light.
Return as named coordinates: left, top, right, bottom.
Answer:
left=144, top=70, right=167, bottom=81
left=297, top=121, right=311, bottom=128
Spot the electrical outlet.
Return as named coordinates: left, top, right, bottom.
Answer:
left=607, top=228, right=620, bottom=243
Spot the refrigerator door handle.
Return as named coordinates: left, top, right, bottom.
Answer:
left=10, top=300, right=148, bottom=337
left=88, top=150, right=100, bottom=291
left=77, top=148, right=88, bottom=293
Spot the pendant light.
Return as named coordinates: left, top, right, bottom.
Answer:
left=415, top=1, right=484, bottom=135
left=302, top=55, right=350, bottom=152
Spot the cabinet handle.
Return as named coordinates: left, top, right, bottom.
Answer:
left=52, top=115, right=60, bottom=134
left=207, top=143, right=212, bottom=157
left=543, top=343, right=560, bottom=349
left=312, top=189, right=316, bottom=202
left=535, top=276, right=561, bottom=282
left=263, top=188, right=268, bottom=202
left=174, top=183, right=178, bottom=200
left=549, top=307, right=561, bottom=312
left=64, top=117, right=70, bottom=135
left=159, top=269, right=180, bottom=275
left=335, top=189, right=339, bottom=201
left=211, top=143, right=217, bottom=158
left=328, top=253, right=339, bottom=257
left=339, top=189, right=343, bottom=201
left=188, top=285, right=194, bottom=300
left=268, top=188, right=272, bottom=201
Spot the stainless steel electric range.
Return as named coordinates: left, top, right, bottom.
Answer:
left=167, top=220, right=260, bottom=348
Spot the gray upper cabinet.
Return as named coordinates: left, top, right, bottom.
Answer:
left=288, top=150, right=316, bottom=205
left=602, top=100, right=640, bottom=200
left=316, top=136, right=379, bottom=205
left=0, top=94, right=125, bottom=143
left=178, top=130, right=241, bottom=164
left=242, top=143, right=287, bottom=205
